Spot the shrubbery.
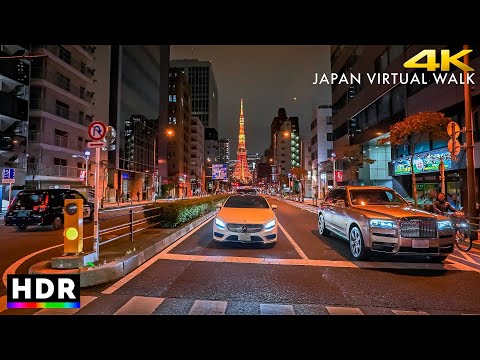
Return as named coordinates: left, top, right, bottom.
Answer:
left=144, top=195, right=229, bottom=228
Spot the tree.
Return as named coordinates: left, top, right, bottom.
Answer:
left=26, top=154, right=46, bottom=189
left=341, top=145, right=375, bottom=183
left=378, top=111, right=452, bottom=206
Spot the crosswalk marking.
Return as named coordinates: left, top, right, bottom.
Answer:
left=114, top=296, right=164, bottom=315
left=188, top=300, right=227, bottom=315
left=260, top=304, right=295, bottom=315
left=326, top=306, right=364, bottom=315
left=392, top=310, right=429, bottom=315
left=0, top=295, right=6, bottom=313
left=34, top=296, right=97, bottom=315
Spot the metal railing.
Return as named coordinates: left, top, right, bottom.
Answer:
left=30, top=98, right=92, bottom=127
left=27, top=164, right=83, bottom=178
left=33, top=45, right=95, bottom=79
left=31, top=67, right=94, bottom=103
left=80, top=45, right=96, bottom=56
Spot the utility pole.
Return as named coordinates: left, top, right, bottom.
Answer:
left=463, top=45, right=477, bottom=220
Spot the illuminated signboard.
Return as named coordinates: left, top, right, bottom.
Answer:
left=212, top=164, right=228, bottom=180
left=394, top=152, right=451, bottom=176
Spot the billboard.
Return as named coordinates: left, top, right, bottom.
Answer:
left=212, top=164, right=228, bottom=180
left=393, top=151, right=451, bottom=176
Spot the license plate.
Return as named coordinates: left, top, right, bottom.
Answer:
left=17, top=211, right=28, bottom=218
left=238, top=233, right=251, bottom=241
left=412, top=239, right=430, bottom=248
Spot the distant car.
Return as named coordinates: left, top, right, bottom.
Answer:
left=318, top=186, right=455, bottom=262
left=4, top=189, right=93, bottom=231
left=235, top=187, right=257, bottom=195
left=213, top=195, right=278, bottom=246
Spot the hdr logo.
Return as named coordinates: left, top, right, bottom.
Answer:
left=7, top=274, right=80, bottom=309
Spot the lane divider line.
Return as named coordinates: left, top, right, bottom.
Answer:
left=277, top=220, right=309, bottom=260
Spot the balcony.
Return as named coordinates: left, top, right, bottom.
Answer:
left=29, top=132, right=85, bottom=152
left=31, top=67, right=94, bottom=104
left=0, top=91, right=28, bottom=121
left=80, top=45, right=96, bottom=56
left=30, top=98, right=91, bottom=127
left=33, top=45, right=95, bottom=79
left=28, top=164, right=82, bottom=179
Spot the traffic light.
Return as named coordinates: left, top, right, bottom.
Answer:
left=63, top=199, right=83, bottom=254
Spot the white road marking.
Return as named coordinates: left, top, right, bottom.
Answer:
left=447, top=257, right=480, bottom=272
left=34, top=296, right=97, bottom=315
left=114, top=296, right=164, bottom=315
left=392, top=310, right=429, bottom=315
left=0, top=295, right=6, bottom=313
left=277, top=220, right=309, bottom=260
left=260, top=304, right=295, bottom=315
left=326, top=306, right=364, bottom=315
left=102, top=215, right=214, bottom=295
left=2, top=243, right=64, bottom=288
left=154, top=252, right=472, bottom=272
left=455, top=250, right=476, bottom=264
left=188, top=300, right=227, bottom=315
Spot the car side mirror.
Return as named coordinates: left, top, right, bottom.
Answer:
left=336, top=200, right=346, bottom=208
left=271, top=204, right=277, bottom=210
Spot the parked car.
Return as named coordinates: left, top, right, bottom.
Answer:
left=213, top=195, right=278, bottom=246
left=317, top=186, right=455, bottom=262
left=4, top=189, right=93, bottom=231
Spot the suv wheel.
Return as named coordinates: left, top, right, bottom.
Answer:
left=349, top=225, right=370, bottom=260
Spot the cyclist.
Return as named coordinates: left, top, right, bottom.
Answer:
left=433, top=192, right=457, bottom=215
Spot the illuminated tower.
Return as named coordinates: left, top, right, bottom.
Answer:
left=232, top=98, right=252, bottom=184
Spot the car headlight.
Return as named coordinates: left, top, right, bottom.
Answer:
left=437, top=220, right=454, bottom=230
left=265, top=219, right=276, bottom=230
left=215, top=217, right=225, bottom=229
left=370, top=219, right=395, bottom=229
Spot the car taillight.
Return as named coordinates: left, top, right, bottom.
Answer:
left=39, top=204, right=47, bottom=212
left=33, top=205, right=39, bottom=211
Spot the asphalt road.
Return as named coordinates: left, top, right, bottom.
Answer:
left=0, top=203, right=150, bottom=293
left=3, top=195, right=478, bottom=315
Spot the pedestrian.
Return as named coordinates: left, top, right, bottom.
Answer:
left=137, top=191, right=140, bottom=202
left=120, top=192, right=124, bottom=203
left=126, top=192, right=130, bottom=201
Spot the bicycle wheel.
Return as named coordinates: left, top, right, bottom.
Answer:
left=455, top=228, right=473, bottom=251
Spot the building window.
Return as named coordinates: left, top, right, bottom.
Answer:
left=281, top=160, right=285, bottom=163
left=375, top=49, right=389, bottom=73
left=56, top=73, right=70, bottom=91
left=54, top=157, right=67, bottom=166
left=79, top=111, right=85, bottom=122
left=327, top=133, right=334, bottom=141
left=56, top=100, right=69, bottom=119
left=377, top=92, right=391, bottom=121
left=391, top=85, right=405, bottom=115
left=173, top=95, right=177, bottom=102
left=388, top=45, right=404, bottom=63
left=169, top=95, right=172, bottom=102
left=58, top=46, right=71, bottom=64
left=311, top=135, right=317, bottom=145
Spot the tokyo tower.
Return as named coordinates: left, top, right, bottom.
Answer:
left=232, top=98, right=252, bottom=184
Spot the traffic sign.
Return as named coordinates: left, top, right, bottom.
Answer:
left=88, top=121, right=107, bottom=141
left=447, top=121, right=460, bottom=138
left=2, top=179, right=14, bottom=184
left=3, top=168, right=15, bottom=180
left=87, top=141, right=106, bottom=149
left=448, top=139, right=461, bottom=156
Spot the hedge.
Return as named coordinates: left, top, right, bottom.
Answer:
left=143, top=194, right=229, bottom=228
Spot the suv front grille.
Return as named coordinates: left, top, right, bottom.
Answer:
left=400, top=219, right=437, bottom=238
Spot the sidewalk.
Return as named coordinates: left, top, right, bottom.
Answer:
left=29, top=211, right=217, bottom=287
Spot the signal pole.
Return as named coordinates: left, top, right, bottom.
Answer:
left=463, top=45, right=477, bottom=220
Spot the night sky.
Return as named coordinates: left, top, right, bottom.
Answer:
left=170, top=45, right=331, bottom=155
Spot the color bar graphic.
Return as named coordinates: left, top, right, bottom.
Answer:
left=7, top=302, right=80, bottom=309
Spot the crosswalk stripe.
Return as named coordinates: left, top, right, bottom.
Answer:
left=114, top=296, right=164, bottom=315
left=260, top=303, right=295, bottom=315
left=326, top=306, right=364, bottom=315
left=392, top=310, right=429, bottom=315
left=188, top=300, right=227, bottom=315
left=34, top=296, right=97, bottom=315
left=0, top=295, right=6, bottom=313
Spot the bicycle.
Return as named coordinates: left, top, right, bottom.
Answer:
left=443, top=211, right=473, bottom=252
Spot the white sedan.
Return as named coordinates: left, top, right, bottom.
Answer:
left=213, top=195, right=278, bottom=246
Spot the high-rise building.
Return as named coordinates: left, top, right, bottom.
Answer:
left=311, top=106, right=333, bottom=198
left=0, top=44, right=30, bottom=210
left=218, top=138, right=230, bottom=165
left=190, top=116, right=205, bottom=195
left=109, top=45, right=170, bottom=200
left=169, top=59, right=218, bottom=129
left=330, top=45, right=480, bottom=204
left=233, top=99, right=252, bottom=184
left=27, top=45, right=96, bottom=189
left=205, top=127, right=219, bottom=192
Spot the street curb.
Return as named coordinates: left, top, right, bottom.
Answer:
left=29, top=210, right=217, bottom=287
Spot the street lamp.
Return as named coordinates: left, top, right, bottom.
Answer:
left=72, top=150, right=91, bottom=186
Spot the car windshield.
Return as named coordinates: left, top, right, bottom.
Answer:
left=223, top=195, right=269, bottom=208
left=349, top=189, right=407, bottom=205
left=12, top=192, right=46, bottom=207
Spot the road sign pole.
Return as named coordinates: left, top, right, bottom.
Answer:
left=8, top=183, right=12, bottom=206
left=93, top=146, right=100, bottom=261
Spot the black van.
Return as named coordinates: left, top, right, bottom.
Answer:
left=4, top=189, right=94, bottom=231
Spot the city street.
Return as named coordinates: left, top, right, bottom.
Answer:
left=3, top=196, right=480, bottom=315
